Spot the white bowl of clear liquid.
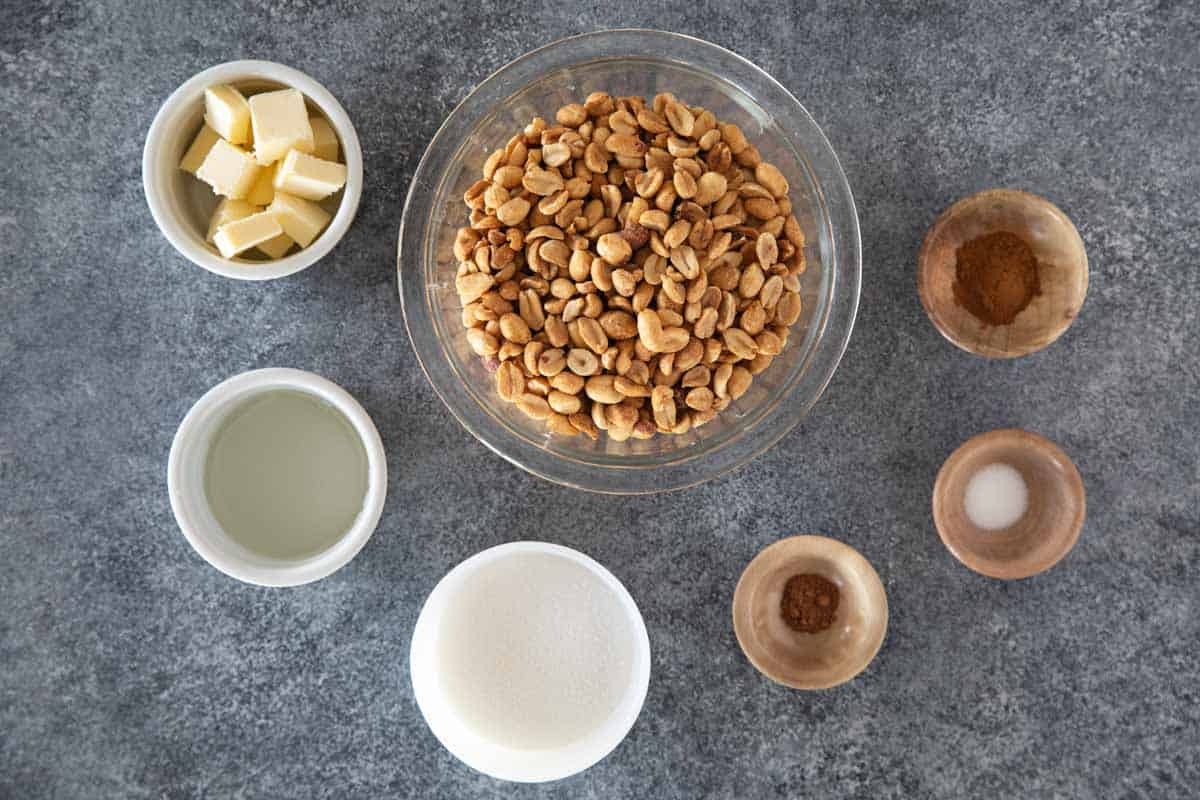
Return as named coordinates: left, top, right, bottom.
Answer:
left=410, top=542, right=651, bottom=782
left=167, top=368, right=387, bottom=586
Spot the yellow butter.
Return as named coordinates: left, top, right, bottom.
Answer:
left=245, top=162, right=277, bottom=206
left=268, top=192, right=331, bottom=248
left=309, top=115, right=339, bottom=162
left=273, top=150, right=347, bottom=201
left=213, top=211, right=284, bottom=258
left=206, top=198, right=260, bottom=243
left=256, top=233, right=296, bottom=259
left=249, top=89, right=314, bottom=166
left=204, top=85, right=252, bottom=145
left=196, top=139, right=260, bottom=200
left=179, top=124, right=221, bottom=175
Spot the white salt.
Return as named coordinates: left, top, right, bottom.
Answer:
left=964, top=463, right=1029, bottom=530
left=432, top=551, right=635, bottom=750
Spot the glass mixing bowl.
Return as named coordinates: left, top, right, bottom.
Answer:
left=398, top=30, right=860, bottom=494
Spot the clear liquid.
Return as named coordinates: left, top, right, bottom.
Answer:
left=204, top=389, right=368, bottom=560
left=434, top=552, right=635, bottom=750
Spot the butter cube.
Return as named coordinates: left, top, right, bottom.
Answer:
left=204, top=85, right=252, bottom=144
left=249, top=89, right=314, bottom=166
left=273, top=150, right=347, bottom=201
left=245, top=162, right=277, bottom=206
left=268, top=192, right=331, bottom=247
left=196, top=139, right=261, bottom=199
left=309, top=115, right=340, bottom=162
left=206, top=198, right=260, bottom=243
left=213, top=211, right=283, bottom=258
left=179, top=124, right=221, bottom=175
left=256, top=233, right=296, bottom=259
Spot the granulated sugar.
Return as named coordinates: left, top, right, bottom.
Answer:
left=433, top=551, right=635, bottom=750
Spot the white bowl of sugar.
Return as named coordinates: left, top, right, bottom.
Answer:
left=410, top=542, right=651, bottom=782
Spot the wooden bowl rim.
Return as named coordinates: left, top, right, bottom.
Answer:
left=932, top=428, right=1086, bottom=579
left=917, top=188, right=1089, bottom=359
left=732, top=535, right=888, bottom=690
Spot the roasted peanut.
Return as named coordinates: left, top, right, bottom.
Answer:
left=637, top=309, right=690, bottom=354
left=723, top=328, right=759, bottom=360
left=651, top=385, right=677, bottom=430
left=585, top=374, right=623, bottom=404
left=567, top=347, right=600, bottom=376
left=495, top=360, right=525, bottom=401
left=548, top=390, right=582, bottom=415
left=498, top=312, right=531, bottom=345
left=517, top=393, right=551, bottom=419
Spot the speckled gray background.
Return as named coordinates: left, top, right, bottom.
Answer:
left=3, top=1, right=1198, bottom=798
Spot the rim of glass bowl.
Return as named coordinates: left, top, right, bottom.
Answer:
left=398, top=29, right=860, bottom=494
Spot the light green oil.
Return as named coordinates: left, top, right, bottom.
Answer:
left=204, top=389, right=368, bottom=561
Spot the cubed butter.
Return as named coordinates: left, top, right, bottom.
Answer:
left=273, top=150, right=347, bottom=201
left=249, top=89, right=314, bottom=166
left=196, top=139, right=261, bottom=200
left=206, top=198, right=260, bottom=243
left=204, top=85, right=252, bottom=144
left=256, top=233, right=296, bottom=259
left=268, top=192, right=331, bottom=248
left=179, top=124, right=221, bottom=175
left=213, top=211, right=283, bottom=258
left=245, top=162, right=277, bottom=206
left=309, top=115, right=339, bottom=162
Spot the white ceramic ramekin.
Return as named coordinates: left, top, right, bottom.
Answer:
left=167, top=368, right=386, bottom=586
left=410, top=541, right=652, bottom=783
left=143, top=60, right=363, bottom=280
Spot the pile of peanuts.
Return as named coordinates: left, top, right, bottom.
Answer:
left=453, top=91, right=806, bottom=441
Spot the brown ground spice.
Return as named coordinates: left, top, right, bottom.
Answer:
left=780, top=574, right=839, bottom=634
left=953, top=231, right=1041, bottom=325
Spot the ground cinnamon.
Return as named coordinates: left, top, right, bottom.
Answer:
left=953, top=231, right=1041, bottom=325
left=780, top=574, right=839, bottom=633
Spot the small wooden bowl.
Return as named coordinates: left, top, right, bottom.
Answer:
left=732, top=535, right=887, bottom=690
left=917, top=189, right=1088, bottom=358
left=933, top=429, right=1086, bottom=579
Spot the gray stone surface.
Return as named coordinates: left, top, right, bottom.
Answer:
left=2, top=1, right=1198, bottom=797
